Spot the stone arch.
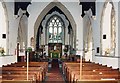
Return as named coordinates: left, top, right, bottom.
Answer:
left=17, top=14, right=28, bottom=50
left=83, top=14, right=94, bottom=61
left=100, top=0, right=116, bottom=56
left=41, top=11, right=69, bottom=44
left=34, top=2, right=76, bottom=49
left=0, top=1, right=9, bottom=54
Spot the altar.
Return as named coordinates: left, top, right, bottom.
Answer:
left=50, top=51, right=60, bottom=58
left=48, top=43, right=62, bottom=59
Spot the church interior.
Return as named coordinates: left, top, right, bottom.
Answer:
left=0, top=0, right=120, bottom=83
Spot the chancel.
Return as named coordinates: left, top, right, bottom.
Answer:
left=0, top=0, right=120, bottom=83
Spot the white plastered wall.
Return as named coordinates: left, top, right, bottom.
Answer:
left=5, top=2, right=19, bottom=55
left=92, top=0, right=119, bottom=69
left=0, top=2, right=20, bottom=66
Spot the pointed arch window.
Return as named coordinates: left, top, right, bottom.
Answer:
left=48, top=16, right=64, bottom=43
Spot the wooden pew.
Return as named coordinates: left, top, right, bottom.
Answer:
left=63, top=61, right=120, bottom=83
left=69, top=68, right=119, bottom=82
left=68, top=70, right=119, bottom=82
left=1, top=80, right=36, bottom=83
left=76, top=80, right=119, bottom=83
left=6, top=62, right=48, bottom=78
left=2, top=62, right=48, bottom=83
left=2, top=67, right=41, bottom=82
left=2, top=74, right=37, bottom=81
left=64, top=63, right=113, bottom=81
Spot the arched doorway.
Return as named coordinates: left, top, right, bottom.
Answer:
left=36, top=6, right=74, bottom=58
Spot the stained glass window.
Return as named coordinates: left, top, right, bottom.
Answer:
left=48, top=16, right=63, bottom=43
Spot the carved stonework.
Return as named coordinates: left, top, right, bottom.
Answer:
left=100, top=1, right=116, bottom=56
left=111, top=7, right=116, bottom=51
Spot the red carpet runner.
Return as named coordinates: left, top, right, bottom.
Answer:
left=45, top=59, right=65, bottom=83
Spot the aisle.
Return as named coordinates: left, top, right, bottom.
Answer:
left=45, top=59, right=65, bottom=83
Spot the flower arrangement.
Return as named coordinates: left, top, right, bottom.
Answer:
left=63, top=48, right=68, bottom=53
left=27, top=47, right=32, bottom=52
left=0, top=47, right=5, bottom=55
left=105, top=48, right=110, bottom=55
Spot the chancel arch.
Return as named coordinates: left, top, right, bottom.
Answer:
left=36, top=6, right=74, bottom=58
left=34, top=2, right=76, bottom=51
left=34, top=2, right=76, bottom=57
left=100, top=0, right=116, bottom=56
